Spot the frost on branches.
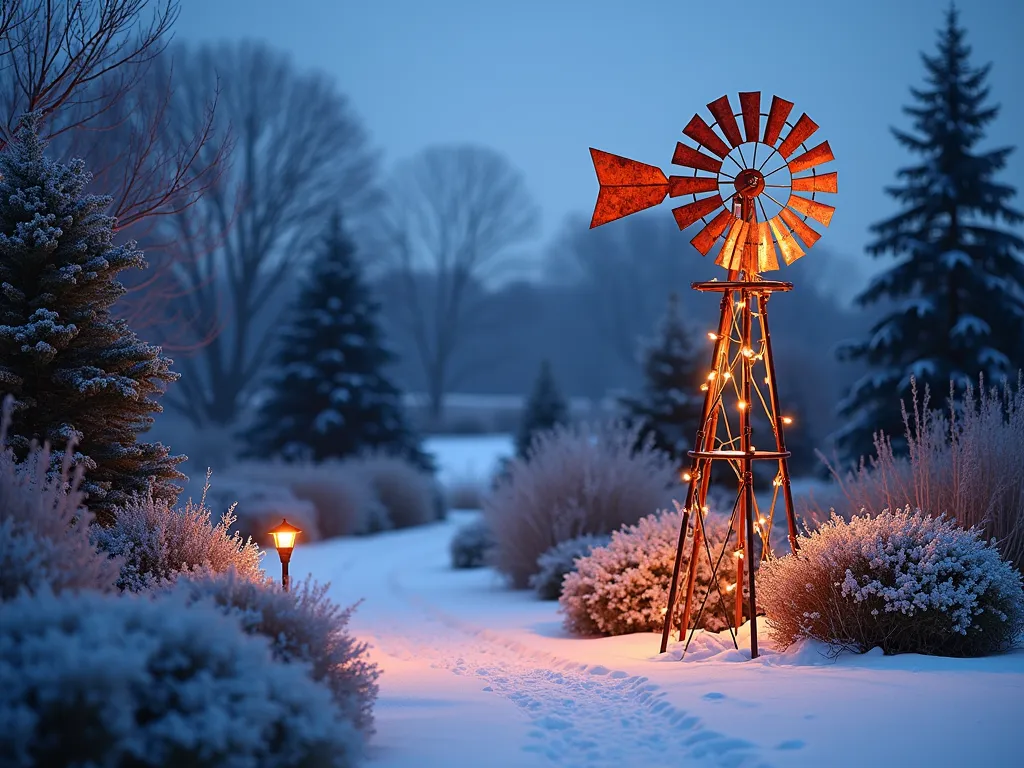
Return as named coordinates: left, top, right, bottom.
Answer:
left=758, top=507, right=1024, bottom=657
left=0, top=115, right=183, bottom=525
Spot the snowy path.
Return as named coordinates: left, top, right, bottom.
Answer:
left=309, top=519, right=772, bottom=768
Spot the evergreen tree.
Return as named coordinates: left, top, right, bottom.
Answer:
left=244, top=213, right=432, bottom=470
left=0, top=117, right=184, bottom=526
left=620, top=292, right=703, bottom=467
left=515, top=359, right=569, bottom=459
left=835, top=6, right=1024, bottom=462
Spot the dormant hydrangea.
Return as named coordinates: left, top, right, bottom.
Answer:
left=758, top=507, right=1024, bottom=656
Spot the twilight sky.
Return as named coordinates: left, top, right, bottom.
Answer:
left=177, top=0, right=1024, bottom=295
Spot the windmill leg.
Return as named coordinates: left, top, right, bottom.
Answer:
left=734, top=483, right=746, bottom=629
left=739, top=287, right=759, bottom=658
left=660, top=469, right=698, bottom=653
left=679, top=479, right=708, bottom=644
left=760, top=296, right=800, bottom=554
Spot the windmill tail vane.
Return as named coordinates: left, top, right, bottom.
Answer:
left=587, top=92, right=838, bottom=661
left=589, top=92, right=837, bottom=278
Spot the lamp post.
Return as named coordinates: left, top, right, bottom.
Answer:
left=268, top=519, right=302, bottom=591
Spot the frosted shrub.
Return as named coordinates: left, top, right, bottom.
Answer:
left=823, top=375, right=1024, bottom=571
left=344, top=452, right=442, bottom=528
left=530, top=533, right=611, bottom=600
left=560, top=506, right=736, bottom=636
left=485, top=421, right=681, bottom=587
left=445, top=476, right=487, bottom=511
left=758, top=507, right=1024, bottom=656
left=170, top=571, right=380, bottom=734
left=0, top=590, right=360, bottom=768
left=93, top=473, right=264, bottom=593
left=450, top=517, right=495, bottom=569
left=0, top=397, right=119, bottom=599
left=204, top=474, right=321, bottom=548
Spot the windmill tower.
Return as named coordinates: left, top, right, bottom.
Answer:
left=589, top=92, right=837, bottom=659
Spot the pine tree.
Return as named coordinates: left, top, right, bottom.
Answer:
left=835, top=6, right=1024, bottom=462
left=515, top=359, right=569, bottom=459
left=620, top=292, right=703, bottom=467
left=0, top=116, right=184, bottom=526
left=244, top=213, right=432, bottom=470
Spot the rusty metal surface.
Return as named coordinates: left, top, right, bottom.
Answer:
left=707, top=95, right=743, bottom=147
left=756, top=220, right=780, bottom=271
left=739, top=91, right=760, bottom=143
left=683, top=114, right=732, bottom=158
left=716, top=217, right=748, bottom=269
left=668, top=175, right=720, bottom=197
left=779, top=206, right=821, bottom=247
left=787, top=140, right=834, bottom=174
left=777, top=114, right=819, bottom=159
left=690, top=209, right=733, bottom=255
left=768, top=215, right=806, bottom=265
left=788, top=194, right=835, bottom=226
left=589, top=148, right=669, bottom=228
left=763, top=95, right=795, bottom=146
left=672, top=194, right=724, bottom=230
left=672, top=142, right=723, bottom=174
left=791, top=171, right=838, bottom=193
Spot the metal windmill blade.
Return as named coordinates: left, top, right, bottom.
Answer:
left=589, top=92, right=838, bottom=276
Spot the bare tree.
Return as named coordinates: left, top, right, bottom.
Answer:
left=154, top=41, right=378, bottom=428
left=376, top=144, right=539, bottom=421
left=0, top=1, right=225, bottom=229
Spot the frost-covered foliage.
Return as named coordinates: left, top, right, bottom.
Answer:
left=0, top=398, right=120, bottom=600
left=169, top=571, right=380, bottom=735
left=450, top=517, right=495, bottom=569
left=818, top=376, right=1024, bottom=571
left=342, top=452, right=442, bottom=528
left=444, top=476, right=487, bottom=511
left=530, top=533, right=610, bottom=600
left=485, top=421, right=681, bottom=588
left=93, top=473, right=264, bottom=592
left=560, top=507, right=737, bottom=636
left=515, top=359, right=569, bottom=459
left=0, top=590, right=361, bottom=768
left=0, top=117, right=184, bottom=526
left=759, top=507, right=1024, bottom=657
left=203, top=474, right=321, bottom=548
left=243, top=212, right=433, bottom=472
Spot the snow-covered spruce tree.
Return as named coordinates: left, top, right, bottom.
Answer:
left=619, top=292, right=703, bottom=469
left=244, top=212, right=432, bottom=470
left=0, top=117, right=183, bottom=526
left=835, top=7, right=1024, bottom=462
left=515, top=359, right=570, bottom=459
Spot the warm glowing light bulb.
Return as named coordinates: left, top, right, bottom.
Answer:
left=764, top=376, right=770, bottom=385
left=707, top=332, right=718, bottom=341
left=758, top=516, right=767, bottom=525
left=734, top=549, right=744, bottom=559
left=782, top=416, right=793, bottom=425
left=725, top=583, right=736, bottom=593
left=737, top=400, right=747, bottom=410
left=736, top=300, right=746, bottom=308
left=741, top=347, right=754, bottom=358
left=700, top=383, right=709, bottom=391
left=707, top=371, right=717, bottom=380
left=682, top=472, right=692, bottom=482
left=723, top=372, right=732, bottom=380
left=701, top=505, right=709, bottom=514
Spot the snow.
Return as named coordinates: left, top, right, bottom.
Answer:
left=276, top=435, right=1024, bottom=768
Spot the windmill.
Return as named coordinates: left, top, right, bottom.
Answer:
left=588, top=92, right=837, bottom=659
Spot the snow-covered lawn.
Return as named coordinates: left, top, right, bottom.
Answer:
left=277, top=435, right=1023, bottom=768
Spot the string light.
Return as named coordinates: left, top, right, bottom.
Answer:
left=758, top=516, right=767, bottom=525
left=700, top=383, right=709, bottom=391
left=782, top=416, right=793, bottom=425
left=764, top=376, right=770, bottom=384
left=707, top=332, right=718, bottom=341
left=741, top=347, right=754, bottom=358
left=736, top=300, right=746, bottom=308
left=682, top=472, right=692, bottom=482
left=725, top=583, right=736, bottom=593
left=737, top=400, right=747, bottom=410
left=723, top=372, right=732, bottom=380
left=734, top=550, right=744, bottom=559
left=707, top=371, right=717, bottom=380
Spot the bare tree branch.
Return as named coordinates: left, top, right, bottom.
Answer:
left=375, top=144, right=539, bottom=421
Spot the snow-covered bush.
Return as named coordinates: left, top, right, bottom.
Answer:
left=444, top=476, right=487, bottom=511
left=758, top=507, right=1024, bottom=656
left=450, top=517, right=495, bottom=569
left=0, top=397, right=119, bottom=600
left=530, top=533, right=610, bottom=600
left=93, top=473, right=264, bottom=593
left=821, top=375, right=1024, bottom=571
left=0, top=590, right=361, bottom=768
left=485, top=421, right=681, bottom=587
left=203, top=472, right=321, bottom=548
left=343, top=452, right=442, bottom=528
left=169, top=571, right=380, bottom=734
left=560, top=506, right=737, bottom=636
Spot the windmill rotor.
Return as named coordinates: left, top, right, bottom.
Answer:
left=590, top=92, right=837, bottom=276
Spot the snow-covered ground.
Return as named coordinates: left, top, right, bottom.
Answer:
left=277, top=435, right=1023, bottom=768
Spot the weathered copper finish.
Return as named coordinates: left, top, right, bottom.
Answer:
left=672, top=194, right=724, bottom=230
left=589, top=148, right=669, bottom=228
left=672, top=142, right=723, bottom=174
left=756, top=220, right=780, bottom=272
left=777, top=113, right=819, bottom=159
left=763, top=95, right=794, bottom=146
left=683, top=114, right=732, bottom=158
left=715, top=218, right=749, bottom=270
left=787, top=141, right=835, bottom=174
left=668, top=175, right=720, bottom=197
left=788, top=194, right=835, bottom=226
left=739, top=91, right=760, bottom=143
left=733, top=168, right=765, bottom=198
left=690, top=209, right=733, bottom=255
left=768, top=215, right=806, bottom=264
left=779, top=206, right=821, bottom=247
left=707, top=94, right=743, bottom=147
left=791, top=171, right=838, bottom=193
